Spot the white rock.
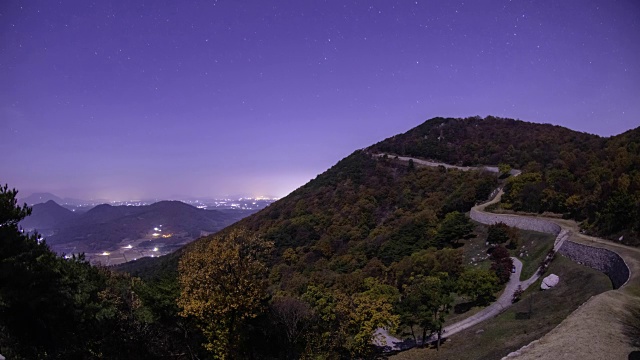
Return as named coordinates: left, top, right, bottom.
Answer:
left=540, top=274, right=560, bottom=290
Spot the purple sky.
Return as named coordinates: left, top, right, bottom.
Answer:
left=1, top=1, right=639, bottom=200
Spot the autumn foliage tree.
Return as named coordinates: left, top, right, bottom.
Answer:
left=177, top=228, right=273, bottom=358
left=490, top=246, right=514, bottom=284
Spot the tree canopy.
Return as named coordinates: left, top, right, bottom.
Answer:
left=178, top=229, right=273, bottom=358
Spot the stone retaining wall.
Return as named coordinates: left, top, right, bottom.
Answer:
left=470, top=208, right=561, bottom=235
left=470, top=207, right=630, bottom=289
left=558, top=241, right=630, bottom=289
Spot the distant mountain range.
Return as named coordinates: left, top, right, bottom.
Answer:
left=20, top=199, right=258, bottom=259
left=19, top=192, right=105, bottom=207
left=18, top=192, right=278, bottom=214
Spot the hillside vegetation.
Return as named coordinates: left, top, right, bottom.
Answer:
left=238, top=150, right=497, bottom=264
left=4, top=117, right=637, bottom=359
left=369, top=116, right=640, bottom=245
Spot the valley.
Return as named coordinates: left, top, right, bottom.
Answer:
left=19, top=198, right=271, bottom=265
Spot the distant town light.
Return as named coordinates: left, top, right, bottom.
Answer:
left=101, top=251, right=110, bottom=256
left=153, top=247, right=159, bottom=252
left=123, top=244, right=133, bottom=249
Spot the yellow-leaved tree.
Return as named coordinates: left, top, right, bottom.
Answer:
left=177, top=228, right=273, bottom=359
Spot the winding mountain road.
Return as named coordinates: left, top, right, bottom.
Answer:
left=372, top=153, right=636, bottom=357
left=374, top=156, right=542, bottom=350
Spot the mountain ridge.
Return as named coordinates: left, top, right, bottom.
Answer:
left=20, top=199, right=256, bottom=257
left=129, top=116, right=640, bottom=277
left=368, top=116, right=640, bottom=244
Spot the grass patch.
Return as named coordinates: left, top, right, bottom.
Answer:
left=462, top=222, right=492, bottom=267
left=464, top=223, right=555, bottom=280
left=390, top=255, right=612, bottom=360
left=514, top=229, right=555, bottom=280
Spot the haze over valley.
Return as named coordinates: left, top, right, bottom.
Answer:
left=19, top=194, right=276, bottom=264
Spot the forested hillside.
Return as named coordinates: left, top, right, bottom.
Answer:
left=115, top=149, right=503, bottom=358
left=237, top=150, right=497, bottom=264
left=369, top=116, right=640, bottom=245
left=5, top=117, right=636, bottom=359
left=3, top=150, right=504, bottom=358
left=170, top=151, right=503, bottom=358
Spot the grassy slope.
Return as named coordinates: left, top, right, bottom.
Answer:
left=391, top=255, right=612, bottom=360
left=508, top=226, right=640, bottom=360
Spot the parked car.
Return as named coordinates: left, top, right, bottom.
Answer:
left=511, top=265, right=516, bottom=273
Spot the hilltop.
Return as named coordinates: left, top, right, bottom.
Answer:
left=19, top=200, right=78, bottom=231
left=369, top=116, right=640, bottom=245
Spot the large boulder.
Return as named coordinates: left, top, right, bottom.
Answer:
left=541, top=274, right=560, bottom=290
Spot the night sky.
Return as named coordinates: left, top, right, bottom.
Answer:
left=2, top=1, right=639, bottom=200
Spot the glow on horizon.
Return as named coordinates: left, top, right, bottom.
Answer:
left=43, top=173, right=311, bottom=203
left=2, top=1, right=638, bottom=202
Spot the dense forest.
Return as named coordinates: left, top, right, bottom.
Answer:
left=2, top=117, right=637, bottom=358
left=369, top=116, right=640, bottom=246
